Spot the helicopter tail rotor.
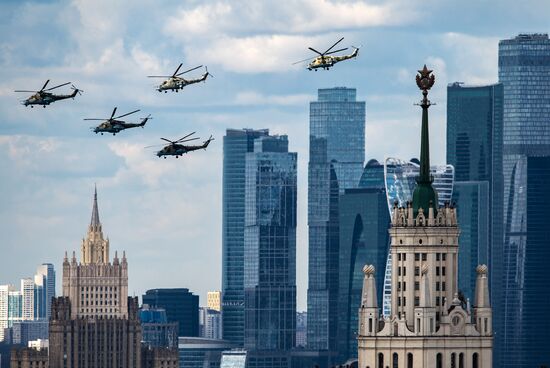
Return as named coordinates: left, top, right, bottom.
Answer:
left=71, top=84, right=83, bottom=95
left=205, top=66, right=214, bottom=79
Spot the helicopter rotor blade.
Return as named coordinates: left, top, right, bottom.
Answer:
left=308, top=47, right=324, bottom=56
left=147, top=75, right=172, bottom=78
left=109, top=107, right=117, bottom=120
left=144, top=143, right=167, bottom=149
left=14, top=90, right=38, bottom=93
left=114, top=109, right=140, bottom=119
left=323, top=37, right=344, bottom=55
left=324, top=47, right=348, bottom=56
left=175, top=65, right=203, bottom=76
left=292, top=56, right=316, bottom=65
left=160, top=138, right=175, bottom=144
left=45, top=81, right=71, bottom=91
left=205, top=66, right=214, bottom=78
left=172, top=63, right=183, bottom=77
left=176, top=137, right=200, bottom=143
left=178, top=131, right=196, bottom=141
left=39, top=80, right=50, bottom=92
left=83, top=118, right=106, bottom=121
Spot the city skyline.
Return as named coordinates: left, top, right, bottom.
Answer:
left=1, top=1, right=550, bottom=312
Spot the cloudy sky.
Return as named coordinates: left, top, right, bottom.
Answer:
left=0, top=0, right=548, bottom=310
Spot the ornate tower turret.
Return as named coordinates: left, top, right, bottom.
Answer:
left=81, top=185, right=110, bottom=264
left=359, top=265, right=379, bottom=337
left=474, top=265, right=492, bottom=336
left=414, top=264, right=436, bottom=335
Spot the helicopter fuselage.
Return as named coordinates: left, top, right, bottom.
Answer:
left=307, top=48, right=359, bottom=70
left=22, top=89, right=79, bottom=107
left=94, top=117, right=149, bottom=135
left=156, top=73, right=209, bottom=92
left=156, top=138, right=212, bottom=158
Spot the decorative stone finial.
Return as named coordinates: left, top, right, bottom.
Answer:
left=363, top=264, right=375, bottom=276
left=421, top=264, right=429, bottom=275
left=476, top=264, right=488, bottom=275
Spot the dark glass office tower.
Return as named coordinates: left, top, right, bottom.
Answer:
left=337, top=160, right=388, bottom=362
left=498, top=33, right=550, bottom=368
left=222, top=128, right=269, bottom=346
left=446, top=82, right=503, bottom=333
left=244, top=135, right=297, bottom=367
left=452, top=182, right=489, bottom=300
left=142, top=288, right=199, bottom=337
left=307, top=88, right=365, bottom=356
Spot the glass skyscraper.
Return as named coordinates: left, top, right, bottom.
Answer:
left=498, top=33, right=550, bottom=368
left=446, top=81, right=503, bottom=341
left=381, top=158, right=455, bottom=316
left=337, top=160, right=388, bottom=362
left=307, top=87, right=365, bottom=355
left=222, top=128, right=269, bottom=346
left=243, top=135, right=297, bottom=356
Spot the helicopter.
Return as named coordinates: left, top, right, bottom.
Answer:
left=15, top=80, right=82, bottom=107
left=84, top=107, right=151, bottom=135
left=293, top=37, right=359, bottom=71
left=148, top=132, right=214, bottom=158
left=147, top=63, right=212, bottom=93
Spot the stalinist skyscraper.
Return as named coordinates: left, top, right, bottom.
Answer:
left=49, top=187, right=142, bottom=368
left=357, top=67, right=493, bottom=368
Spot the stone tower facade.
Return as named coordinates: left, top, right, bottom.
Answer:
left=357, top=67, right=493, bottom=368
left=49, top=188, right=142, bottom=368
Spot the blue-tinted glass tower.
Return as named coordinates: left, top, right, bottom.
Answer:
left=222, top=128, right=269, bottom=346
left=498, top=33, right=550, bottom=368
left=142, top=288, right=199, bottom=337
left=307, top=87, right=365, bottom=356
left=244, top=135, right=297, bottom=367
left=337, top=160, right=388, bottom=362
left=446, top=82, right=503, bottom=331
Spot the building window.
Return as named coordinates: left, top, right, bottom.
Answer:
left=422, top=253, right=427, bottom=261
left=378, top=353, right=384, bottom=368
left=436, top=353, right=442, bottom=368
left=369, top=318, right=372, bottom=333
left=484, top=318, right=488, bottom=333
left=415, top=253, right=420, bottom=261
left=403, top=282, right=406, bottom=291
left=451, top=353, right=456, bottom=368
left=414, top=296, right=419, bottom=306
left=436, top=282, right=440, bottom=291
left=403, top=253, right=406, bottom=261
left=393, top=353, right=399, bottom=368
left=442, top=254, right=446, bottom=261
left=436, top=267, right=440, bottom=276
left=403, top=297, right=406, bottom=306
left=408, top=353, right=413, bottom=368
left=415, top=266, right=420, bottom=276
left=398, top=297, right=401, bottom=306
left=415, top=281, right=420, bottom=291
left=398, top=267, right=401, bottom=276
left=459, top=353, right=464, bottom=368
left=442, top=282, right=446, bottom=291
left=398, top=282, right=401, bottom=291
left=436, top=297, right=440, bottom=306
left=398, top=253, right=401, bottom=261
left=436, top=253, right=440, bottom=261
left=472, top=353, right=478, bottom=368
left=442, top=267, right=446, bottom=276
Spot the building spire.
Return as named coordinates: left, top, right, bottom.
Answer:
left=412, top=65, right=438, bottom=216
left=361, top=265, right=377, bottom=308
left=90, top=184, right=100, bottom=227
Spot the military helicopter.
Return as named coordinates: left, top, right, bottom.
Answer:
left=148, top=132, right=214, bottom=158
left=84, top=107, right=151, bottom=135
left=147, top=63, right=212, bottom=93
left=293, top=37, right=359, bottom=71
left=15, top=80, right=82, bottom=107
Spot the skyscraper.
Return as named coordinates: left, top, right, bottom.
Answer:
left=207, top=291, right=221, bottom=312
left=244, top=134, right=297, bottom=367
left=35, top=264, right=55, bottom=320
left=498, top=33, right=550, bottom=368
left=49, top=188, right=142, bottom=368
left=358, top=65, right=493, bottom=368
left=446, top=82, right=503, bottom=326
left=337, top=160, right=389, bottom=362
left=307, top=87, right=365, bottom=355
left=142, top=288, right=199, bottom=337
left=222, top=128, right=269, bottom=346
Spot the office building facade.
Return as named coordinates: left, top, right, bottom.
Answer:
left=207, top=291, right=222, bottom=312
left=142, top=288, right=199, bottom=337
left=498, top=33, right=550, bottom=368
left=307, top=87, right=365, bottom=354
left=140, top=306, right=178, bottom=349
left=223, top=128, right=269, bottom=346
left=243, top=135, right=297, bottom=365
left=200, top=307, right=222, bottom=340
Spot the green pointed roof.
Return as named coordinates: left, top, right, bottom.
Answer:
left=412, top=65, right=438, bottom=216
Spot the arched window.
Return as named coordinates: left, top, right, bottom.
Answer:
left=436, top=353, right=442, bottom=368
left=378, top=353, right=384, bottom=368
left=392, top=353, right=398, bottom=368
left=459, top=353, right=464, bottom=368
left=451, top=353, right=456, bottom=368
left=472, top=353, right=478, bottom=368
left=394, top=323, right=398, bottom=336
left=407, top=353, right=413, bottom=368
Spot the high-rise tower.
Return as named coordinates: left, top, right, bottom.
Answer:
left=49, top=188, right=141, bottom=368
left=307, top=87, right=365, bottom=356
left=222, top=128, right=269, bottom=346
left=498, top=33, right=550, bottom=368
left=358, top=66, right=492, bottom=368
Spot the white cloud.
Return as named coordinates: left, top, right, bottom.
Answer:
left=234, top=91, right=314, bottom=106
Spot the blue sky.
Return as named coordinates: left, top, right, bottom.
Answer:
left=0, top=0, right=548, bottom=310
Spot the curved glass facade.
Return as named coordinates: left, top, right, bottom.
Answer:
left=498, top=33, right=550, bottom=368
left=381, top=158, right=455, bottom=316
